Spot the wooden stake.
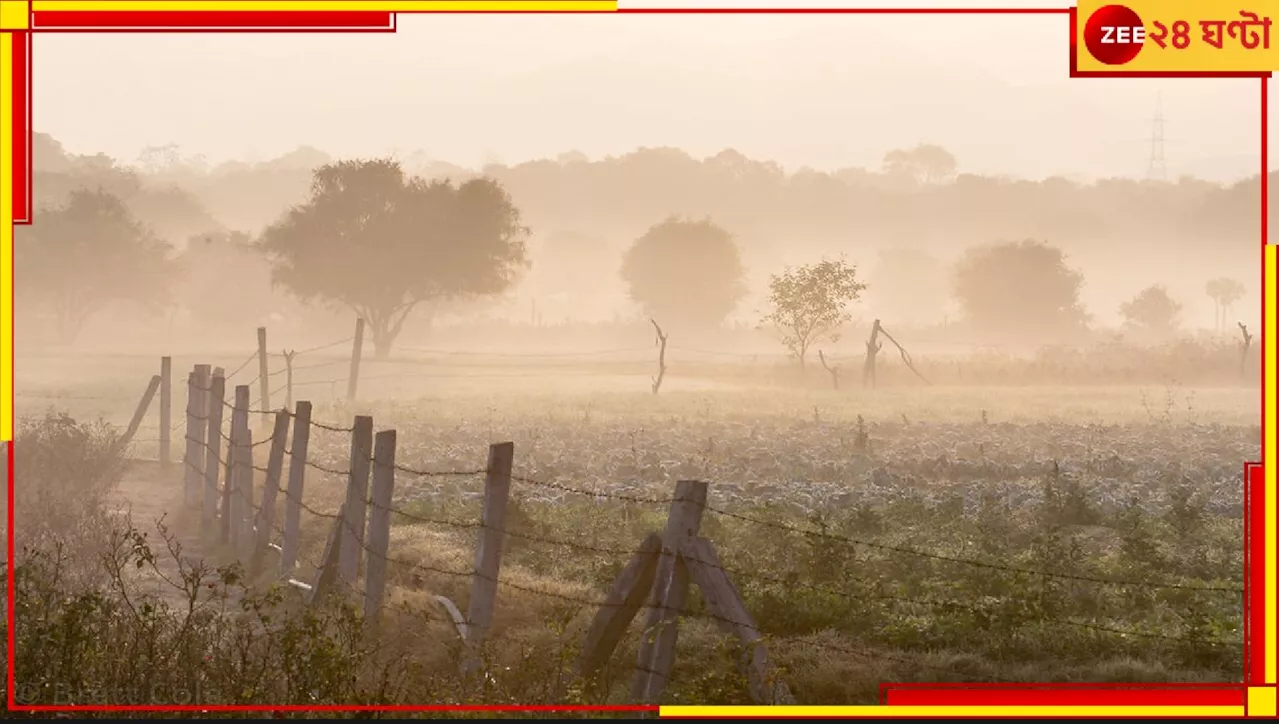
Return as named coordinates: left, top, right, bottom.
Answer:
left=339, top=416, right=374, bottom=586
left=631, top=479, right=707, bottom=706
left=159, top=356, right=172, bottom=467
left=579, top=532, right=662, bottom=682
left=309, top=503, right=346, bottom=607
left=252, top=409, right=290, bottom=576
left=225, top=385, right=250, bottom=548
left=257, top=326, right=271, bottom=429
left=650, top=319, right=668, bottom=395
left=462, top=441, right=515, bottom=675
left=364, top=429, right=397, bottom=623
left=682, top=537, right=795, bottom=704
left=113, top=375, right=161, bottom=456
left=182, top=370, right=200, bottom=507
left=201, top=373, right=226, bottom=540
left=347, top=317, right=365, bottom=401
left=280, top=401, right=312, bottom=576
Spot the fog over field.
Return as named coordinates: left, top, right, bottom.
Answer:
left=9, top=11, right=1272, bottom=711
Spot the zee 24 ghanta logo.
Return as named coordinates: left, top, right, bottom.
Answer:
left=1082, top=4, right=1272, bottom=65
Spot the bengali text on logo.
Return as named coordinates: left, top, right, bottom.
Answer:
left=1076, top=1, right=1276, bottom=73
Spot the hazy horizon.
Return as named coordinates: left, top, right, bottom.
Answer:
left=34, top=13, right=1279, bottom=183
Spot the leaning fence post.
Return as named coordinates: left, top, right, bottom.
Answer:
left=281, top=401, right=312, bottom=575
left=201, top=372, right=226, bottom=541
left=251, top=409, right=291, bottom=575
left=364, top=429, right=397, bottom=623
left=462, top=441, right=515, bottom=675
left=631, top=479, right=708, bottom=706
left=257, top=326, right=271, bottom=429
left=113, top=375, right=162, bottom=458
left=339, top=416, right=374, bottom=587
left=224, top=385, right=249, bottom=546
left=159, top=356, right=172, bottom=467
left=347, top=317, right=365, bottom=401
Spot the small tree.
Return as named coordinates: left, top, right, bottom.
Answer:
left=620, top=217, right=747, bottom=331
left=1120, top=284, right=1182, bottom=337
left=761, top=259, right=867, bottom=369
left=258, top=159, right=529, bottom=359
left=1204, top=277, right=1246, bottom=333
left=15, top=189, right=171, bottom=343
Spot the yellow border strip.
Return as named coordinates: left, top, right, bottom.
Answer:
left=30, top=1, right=616, bottom=12
left=0, top=31, right=13, bottom=443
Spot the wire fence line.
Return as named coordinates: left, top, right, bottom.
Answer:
left=150, top=353, right=1247, bottom=705
left=14, top=321, right=1249, bottom=704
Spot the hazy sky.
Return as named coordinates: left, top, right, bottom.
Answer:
left=34, top=10, right=1279, bottom=182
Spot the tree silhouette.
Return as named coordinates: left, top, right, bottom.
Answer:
left=882, top=144, right=958, bottom=185
left=1204, top=277, right=1246, bottom=333
left=258, top=159, right=529, bottom=359
left=1120, top=284, right=1182, bottom=337
left=761, top=258, right=867, bottom=369
left=619, top=217, right=746, bottom=331
left=952, top=239, right=1088, bottom=342
left=16, top=189, right=171, bottom=343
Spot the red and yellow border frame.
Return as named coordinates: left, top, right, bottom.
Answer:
left=0, top=0, right=1274, bottom=718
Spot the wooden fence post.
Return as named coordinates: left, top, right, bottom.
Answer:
left=223, top=385, right=249, bottom=546
left=194, top=363, right=211, bottom=474
left=462, top=441, right=515, bottom=675
left=251, top=409, right=290, bottom=576
left=182, top=370, right=200, bottom=508
left=201, top=372, right=226, bottom=541
left=579, top=532, right=663, bottom=683
left=364, top=429, right=397, bottom=623
left=347, top=317, right=365, bottom=401
left=159, top=356, right=172, bottom=467
left=238, top=428, right=256, bottom=557
left=631, top=479, right=708, bottom=706
left=280, top=400, right=312, bottom=575
left=257, top=326, right=271, bottom=429
left=283, top=350, right=295, bottom=413
left=339, top=416, right=374, bottom=586
left=113, top=375, right=162, bottom=457
left=309, top=503, right=346, bottom=607
left=680, top=537, right=795, bottom=704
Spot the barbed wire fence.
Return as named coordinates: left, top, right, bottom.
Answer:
left=156, top=358, right=1246, bottom=705
left=12, top=319, right=1249, bottom=705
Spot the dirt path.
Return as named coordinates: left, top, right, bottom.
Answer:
left=112, top=461, right=227, bottom=611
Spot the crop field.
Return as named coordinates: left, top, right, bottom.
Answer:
left=11, top=347, right=1256, bottom=707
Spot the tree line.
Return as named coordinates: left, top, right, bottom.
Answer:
left=16, top=142, right=1253, bottom=363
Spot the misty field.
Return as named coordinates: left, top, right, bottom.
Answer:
left=7, top=348, right=1255, bottom=710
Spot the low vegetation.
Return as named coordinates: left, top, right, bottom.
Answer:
left=5, top=377, right=1251, bottom=713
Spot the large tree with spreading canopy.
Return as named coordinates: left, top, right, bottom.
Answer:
left=258, top=159, right=529, bottom=358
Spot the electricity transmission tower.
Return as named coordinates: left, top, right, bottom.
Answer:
left=1146, top=93, right=1168, bottom=182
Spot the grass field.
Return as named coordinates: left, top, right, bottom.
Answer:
left=7, top=345, right=1258, bottom=709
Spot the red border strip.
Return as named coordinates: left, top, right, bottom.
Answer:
left=8, top=31, right=29, bottom=225
left=882, top=684, right=1247, bottom=707
left=31, top=11, right=395, bottom=31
